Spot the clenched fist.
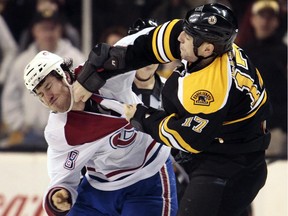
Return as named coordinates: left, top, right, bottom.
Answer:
left=73, top=80, right=93, bottom=103
left=124, top=104, right=137, bottom=122
left=52, top=189, right=71, bottom=211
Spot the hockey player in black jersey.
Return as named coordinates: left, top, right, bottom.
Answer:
left=73, top=3, right=271, bottom=216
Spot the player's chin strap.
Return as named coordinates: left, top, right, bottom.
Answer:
left=49, top=75, right=74, bottom=114
left=189, top=44, right=217, bottom=70
left=190, top=39, right=217, bottom=68
left=190, top=52, right=216, bottom=69
left=62, top=76, right=74, bottom=113
left=64, top=85, right=74, bottom=113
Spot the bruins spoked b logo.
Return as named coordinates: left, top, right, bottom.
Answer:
left=191, top=90, right=214, bottom=106
left=208, top=15, right=217, bottom=25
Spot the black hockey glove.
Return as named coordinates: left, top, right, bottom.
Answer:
left=77, top=43, right=127, bottom=92
left=130, top=104, right=159, bottom=132
left=103, top=45, right=127, bottom=70
left=77, top=43, right=110, bottom=92
left=130, top=104, right=149, bottom=132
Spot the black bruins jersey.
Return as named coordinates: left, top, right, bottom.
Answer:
left=125, top=19, right=271, bottom=154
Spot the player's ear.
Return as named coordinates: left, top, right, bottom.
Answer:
left=65, top=71, right=73, bottom=84
left=200, top=42, right=214, bottom=57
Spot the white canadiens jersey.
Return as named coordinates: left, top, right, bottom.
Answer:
left=44, top=61, right=170, bottom=206
left=44, top=95, right=171, bottom=204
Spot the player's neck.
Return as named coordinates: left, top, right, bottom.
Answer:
left=72, top=101, right=86, bottom=111
left=134, top=76, right=155, bottom=89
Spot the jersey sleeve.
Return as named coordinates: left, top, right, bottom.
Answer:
left=42, top=114, right=106, bottom=215
left=43, top=141, right=100, bottom=215
left=143, top=110, right=228, bottom=153
left=125, top=19, right=183, bottom=69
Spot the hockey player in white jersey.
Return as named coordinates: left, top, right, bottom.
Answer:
left=23, top=50, right=178, bottom=215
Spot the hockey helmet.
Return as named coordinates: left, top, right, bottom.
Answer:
left=183, top=3, right=238, bottom=55
left=24, top=51, right=65, bottom=94
left=128, top=18, right=158, bottom=35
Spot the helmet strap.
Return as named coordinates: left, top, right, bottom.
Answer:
left=62, top=74, right=74, bottom=113
left=190, top=46, right=217, bottom=71
left=51, top=73, right=74, bottom=113
left=66, top=86, right=74, bottom=113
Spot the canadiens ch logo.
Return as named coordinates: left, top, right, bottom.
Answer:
left=109, top=125, right=137, bottom=149
left=191, top=90, right=214, bottom=106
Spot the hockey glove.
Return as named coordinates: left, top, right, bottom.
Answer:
left=129, top=104, right=159, bottom=132
left=77, top=43, right=127, bottom=92
left=77, top=43, right=111, bottom=92
left=103, top=45, right=127, bottom=70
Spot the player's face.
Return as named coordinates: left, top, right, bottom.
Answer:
left=177, top=31, right=198, bottom=62
left=35, top=74, right=71, bottom=112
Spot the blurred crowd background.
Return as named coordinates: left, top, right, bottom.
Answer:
left=0, top=0, right=286, bottom=162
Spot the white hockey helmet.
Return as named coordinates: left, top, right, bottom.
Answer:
left=24, top=50, right=65, bottom=94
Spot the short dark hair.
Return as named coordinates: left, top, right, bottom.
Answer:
left=35, top=57, right=74, bottom=90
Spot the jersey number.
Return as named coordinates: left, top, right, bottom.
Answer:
left=182, top=116, right=209, bottom=133
left=233, top=47, right=263, bottom=108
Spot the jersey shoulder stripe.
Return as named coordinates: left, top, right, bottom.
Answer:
left=152, top=19, right=181, bottom=63
left=65, top=111, right=128, bottom=145
left=88, top=140, right=160, bottom=181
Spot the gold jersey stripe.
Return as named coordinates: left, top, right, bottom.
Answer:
left=163, top=19, right=180, bottom=61
left=152, top=26, right=165, bottom=63
left=159, top=117, right=173, bottom=147
left=223, top=90, right=268, bottom=125
left=256, top=68, right=264, bottom=88
left=159, top=114, right=200, bottom=153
